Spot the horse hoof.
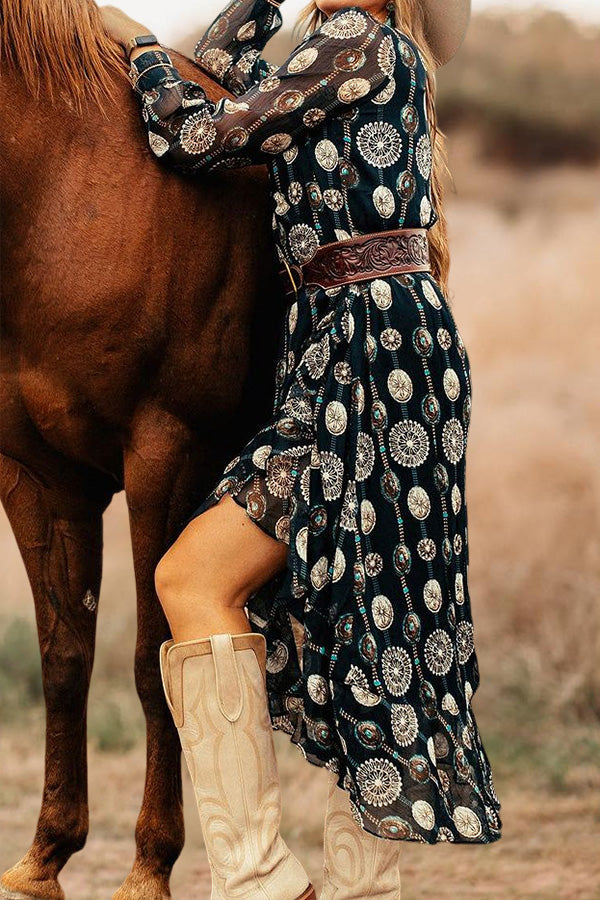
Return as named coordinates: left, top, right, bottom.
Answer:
left=1, top=854, right=64, bottom=900
left=0, top=887, right=46, bottom=900
left=112, top=873, right=171, bottom=900
left=0, top=873, right=63, bottom=900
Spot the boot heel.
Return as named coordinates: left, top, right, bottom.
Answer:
left=296, top=886, right=316, bottom=900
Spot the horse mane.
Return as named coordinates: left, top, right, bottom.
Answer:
left=0, top=0, right=132, bottom=116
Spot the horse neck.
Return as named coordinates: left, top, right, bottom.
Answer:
left=1, top=67, right=45, bottom=204
left=0, top=59, right=134, bottom=212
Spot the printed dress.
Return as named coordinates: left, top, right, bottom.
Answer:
left=130, top=0, right=503, bottom=844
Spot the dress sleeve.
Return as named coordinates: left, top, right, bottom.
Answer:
left=192, top=0, right=286, bottom=96
left=129, top=7, right=395, bottom=175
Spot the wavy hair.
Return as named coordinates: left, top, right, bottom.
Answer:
left=295, top=1, right=452, bottom=301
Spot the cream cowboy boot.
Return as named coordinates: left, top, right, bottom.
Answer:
left=159, top=631, right=315, bottom=900
left=321, top=768, right=402, bottom=899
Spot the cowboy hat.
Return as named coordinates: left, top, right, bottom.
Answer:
left=421, top=0, right=472, bottom=66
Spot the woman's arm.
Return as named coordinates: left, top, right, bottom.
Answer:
left=193, top=0, right=287, bottom=96
left=129, top=7, right=394, bottom=176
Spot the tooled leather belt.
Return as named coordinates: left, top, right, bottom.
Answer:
left=279, top=227, right=430, bottom=299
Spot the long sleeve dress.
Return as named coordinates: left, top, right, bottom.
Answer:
left=129, top=1, right=503, bottom=845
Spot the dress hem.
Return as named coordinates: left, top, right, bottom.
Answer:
left=177, top=363, right=504, bottom=846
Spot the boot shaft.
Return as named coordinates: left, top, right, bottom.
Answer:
left=160, top=631, right=314, bottom=900
left=322, top=769, right=402, bottom=900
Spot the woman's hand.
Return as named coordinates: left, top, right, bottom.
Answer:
left=98, top=5, right=153, bottom=50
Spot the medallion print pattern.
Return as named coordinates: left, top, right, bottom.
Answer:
left=130, top=0, right=503, bottom=843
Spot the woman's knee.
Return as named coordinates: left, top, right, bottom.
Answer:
left=153, top=535, right=246, bottom=614
left=153, top=498, right=289, bottom=614
left=154, top=544, right=185, bottom=609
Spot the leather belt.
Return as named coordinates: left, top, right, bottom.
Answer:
left=279, top=227, right=430, bottom=299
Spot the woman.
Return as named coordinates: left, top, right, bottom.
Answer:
left=100, top=1, right=503, bottom=896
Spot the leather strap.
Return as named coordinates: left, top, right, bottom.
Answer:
left=211, top=633, right=244, bottom=722
left=280, top=227, right=430, bottom=298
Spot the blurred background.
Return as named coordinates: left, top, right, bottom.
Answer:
left=1, top=1, right=599, bottom=897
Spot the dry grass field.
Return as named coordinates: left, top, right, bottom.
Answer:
left=2, top=8, right=599, bottom=900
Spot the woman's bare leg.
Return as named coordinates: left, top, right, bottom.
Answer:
left=154, top=493, right=288, bottom=642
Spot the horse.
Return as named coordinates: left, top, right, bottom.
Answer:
left=0, top=1, right=283, bottom=897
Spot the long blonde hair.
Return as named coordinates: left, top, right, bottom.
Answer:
left=295, top=1, right=452, bottom=301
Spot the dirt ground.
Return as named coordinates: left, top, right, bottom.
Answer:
left=2, top=145, right=600, bottom=897
left=2, top=719, right=599, bottom=900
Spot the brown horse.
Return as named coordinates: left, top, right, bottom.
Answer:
left=0, top=1, right=283, bottom=897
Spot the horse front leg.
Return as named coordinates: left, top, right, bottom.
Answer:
left=113, top=422, right=215, bottom=900
left=0, top=452, right=111, bottom=900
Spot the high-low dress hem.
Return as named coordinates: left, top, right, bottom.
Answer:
left=180, top=271, right=503, bottom=845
